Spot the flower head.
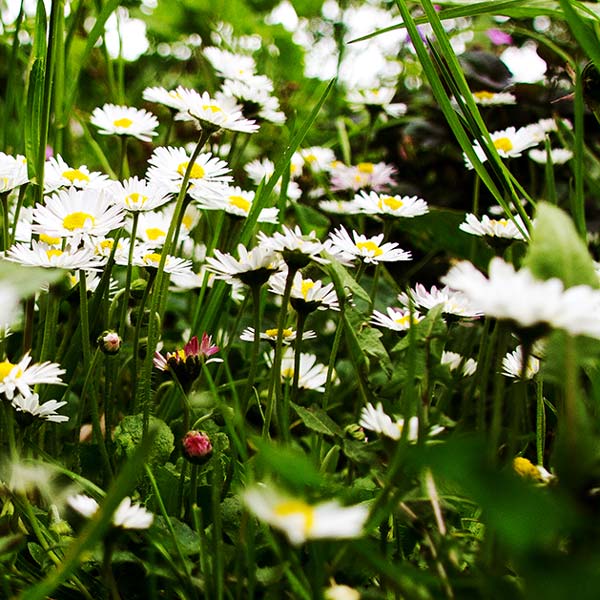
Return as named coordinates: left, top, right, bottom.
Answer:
left=359, top=402, right=444, bottom=441
left=182, top=430, right=213, bottom=464
left=502, top=346, right=541, bottom=380
left=269, top=270, right=339, bottom=313
left=0, top=353, right=65, bottom=400
left=67, top=494, right=154, bottom=530
left=11, top=393, right=68, bottom=425
left=472, top=90, right=517, bottom=106
left=44, top=155, right=109, bottom=193
left=371, top=307, right=422, bottom=331
left=330, top=161, right=396, bottom=192
left=327, top=226, right=412, bottom=265
left=257, top=225, right=328, bottom=268
left=109, top=177, right=173, bottom=212
left=90, top=104, right=159, bottom=142
left=205, top=244, right=282, bottom=287
left=459, top=213, right=528, bottom=241
left=0, top=152, right=28, bottom=193
left=351, top=190, right=429, bottom=219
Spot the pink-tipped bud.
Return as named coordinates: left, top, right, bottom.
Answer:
left=182, top=430, right=213, bottom=465
left=98, top=330, right=122, bottom=355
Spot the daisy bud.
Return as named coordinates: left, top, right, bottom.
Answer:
left=98, top=330, right=122, bottom=355
left=344, top=423, right=366, bottom=441
left=182, top=430, right=213, bottom=465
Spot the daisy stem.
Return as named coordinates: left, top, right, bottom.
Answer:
left=0, top=192, right=9, bottom=250
left=2, top=402, right=18, bottom=460
left=264, top=266, right=297, bottom=438
left=243, top=283, right=263, bottom=411
left=289, top=310, right=308, bottom=420
left=322, top=306, right=344, bottom=411
left=117, top=135, right=129, bottom=180
left=118, top=211, right=139, bottom=335
left=536, top=378, right=545, bottom=465
left=10, top=183, right=28, bottom=246
left=138, top=127, right=214, bottom=436
left=38, top=285, right=60, bottom=362
left=102, top=540, right=122, bottom=600
left=162, top=111, right=175, bottom=146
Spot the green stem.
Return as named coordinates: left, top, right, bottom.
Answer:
left=0, top=192, right=9, bottom=250
left=102, top=540, right=122, bottom=600
left=243, top=283, right=263, bottom=410
left=289, top=310, right=308, bottom=411
left=536, top=378, right=545, bottom=465
left=118, top=211, right=139, bottom=335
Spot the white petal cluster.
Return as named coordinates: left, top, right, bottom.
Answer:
left=371, top=307, right=423, bottom=331
left=206, top=244, right=282, bottom=285
left=459, top=213, right=527, bottom=241
left=359, top=402, right=444, bottom=441
left=278, top=347, right=328, bottom=392
left=502, top=346, right=541, bottom=380
left=269, top=270, right=339, bottom=312
left=398, top=283, right=483, bottom=319
left=90, top=104, right=159, bottom=142
left=0, top=152, right=28, bottom=193
left=327, top=226, right=411, bottom=265
left=0, top=353, right=65, bottom=400
left=11, top=393, right=69, bottom=423
left=441, top=351, right=478, bottom=377
left=351, top=191, right=429, bottom=218
left=67, top=494, right=154, bottom=530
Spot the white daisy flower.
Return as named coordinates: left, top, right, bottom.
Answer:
left=371, top=307, right=423, bottom=331
left=277, top=347, right=328, bottom=391
left=327, top=226, right=412, bottom=265
left=132, top=250, right=195, bottom=279
left=44, top=155, right=110, bottom=193
left=257, top=225, right=328, bottom=267
left=142, top=86, right=186, bottom=111
left=5, top=240, right=106, bottom=270
left=147, top=146, right=232, bottom=198
left=244, top=158, right=302, bottom=201
left=502, top=346, right=541, bottom=380
left=11, top=393, right=69, bottom=423
left=459, top=213, right=527, bottom=241
left=0, top=152, right=28, bottom=193
left=221, top=77, right=286, bottom=125
left=318, top=200, right=362, bottom=215
left=528, top=148, right=573, bottom=165
left=330, top=161, right=397, bottom=192
left=295, top=147, right=337, bottom=173
left=31, top=188, right=126, bottom=244
left=351, top=190, right=429, bottom=218
left=269, top=270, right=339, bottom=312
left=109, top=177, right=173, bottom=212
left=173, top=86, right=259, bottom=134
left=347, top=87, right=407, bottom=118
left=67, top=494, right=100, bottom=518
left=359, top=402, right=444, bottom=442
left=0, top=353, right=65, bottom=400
left=191, top=184, right=279, bottom=223
left=205, top=244, right=283, bottom=287
left=67, top=494, right=154, bottom=530
left=472, top=90, right=517, bottom=105
left=203, top=47, right=257, bottom=81
left=244, top=483, right=369, bottom=546
left=398, top=283, right=483, bottom=319
left=90, top=104, right=159, bottom=142
left=240, top=326, right=317, bottom=345
left=465, top=125, right=543, bottom=170
left=441, top=351, right=478, bottom=377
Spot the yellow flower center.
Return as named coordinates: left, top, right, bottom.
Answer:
left=356, top=240, right=383, bottom=256
left=513, top=457, right=540, bottom=480
left=62, top=169, right=90, bottom=184
left=202, top=104, right=222, bottom=113
left=357, top=162, right=374, bottom=174
left=300, top=280, right=315, bottom=300
left=46, top=249, right=64, bottom=259
left=281, top=367, right=294, bottom=379
left=113, top=117, right=133, bottom=128
left=378, top=196, right=403, bottom=211
left=229, top=195, right=251, bottom=212
left=145, top=227, right=165, bottom=241
left=177, top=161, right=205, bottom=179
left=62, top=212, right=95, bottom=231
left=274, top=500, right=315, bottom=535
left=266, top=328, right=293, bottom=338
left=394, top=314, right=411, bottom=326
left=143, top=252, right=162, bottom=265
left=473, top=91, right=495, bottom=100
left=39, top=233, right=61, bottom=245
left=305, top=153, right=317, bottom=163
left=498, top=219, right=508, bottom=226
left=494, top=137, right=513, bottom=152
left=0, top=360, right=19, bottom=381
left=99, top=239, right=114, bottom=251
left=182, top=214, right=194, bottom=231
left=125, top=192, right=148, bottom=208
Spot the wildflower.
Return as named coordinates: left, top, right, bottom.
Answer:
left=97, top=331, right=122, bottom=355
left=221, top=76, right=286, bottom=124
left=459, top=213, right=527, bottom=241
left=318, top=200, right=363, bottom=215
left=243, top=483, right=369, bottom=545
left=295, top=146, right=337, bottom=173
left=0, top=353, right=65, bottom=400
left=67, top=494, right=154, bottom=530
left=90, top=104, right=159, bottom=142
left=240, top=327, right=316, bottom=345
left=131, top=211, right=187, bottom=247
left=146, top=146, right=232, bottom=197
left=513, top=457, right=554, bottom=483
left=441, top=351, right=477, bottom=377
left=31, top=188, right=126, bottom=245
left=203, top=47, right=257, bottom=81
left=398, top=283, right=483, bottom=319
left=351, top=190, right=429, bottom=219
left=500, top=42, right=547, bottom=84
left=472, top=90, right=516, bottom=105
left=44, top=155, right=110, bottom=193
left=173, top=86, right=259, bottom=134
left=205, top=244, right=282, bottom=287
left=109, top=177, right=172, bottom=212
left=371, top=307, right=423, bottom=331
left=182, top=430, right=213, bottom=464
left=0, top=152, right=28, bottom=193
left=11, top=393, right=69, bottom=424
left=324, top=583, right=361, bottom=600
left=269, top=270, right=339, bottom=313
left=327, top=226, right=412, bottom=265
left=66, top=494, right=100, bottom=518
left=347, top=87, right=407, bottom=118
left=359, top=402, right=444, bottom=442
left=192, top=184, right=279, bottom=223
left=133, top=251, right=195, bottom=279
left=257, top=225, right=328, bottom=268
left=528, top=148, right=573, bottom=165
left=276, top=348, right=328, bottom=391
left=330, top=161, right=396, bottom=192
left=244, top=158, right=302, bottom=201
left=5, top=240, right=106, bottom=271
left=501, top=346, right=541, bottom=380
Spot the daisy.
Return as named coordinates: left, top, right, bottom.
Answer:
left=359, top=402, right=444, bottom=442
left=67, top=494, right=154, bottom=530
left=31, top=188, right=126, bottom=244
left=0, top=353, right=65, bottom=400
left=109, top=177, right=173, bottom=212
left=66, top=494, right=100, bottom=518
left=459, top=213, right=528, bottom=241
left=465, top=125, right=543, bottom=170
left=278, top=348, right=328, bottom=391
left=90, top=104, right=159, bottom=142
left=203, top=46, right=257, bottom=81
left=318, top=200, right=363, bottom=215
left=11, top=393, right=69, bottom=424
left=513, top=457, right=554, bottom=484
left=142, top=86, right=186, bottom=111
left=173, top=86, right=259, bottom=134
left=347, top=87, right=407, bottom=118
left=146, top=146, right=232, bottom=197
left=330, top=161, right=396, bottom=192
left=327, top=226, right=412, bottom=265
left=6, top=240, right=106, bottom=270
left=191, top=184, right=279, bottom=223
left=221, top=77, right=286, bottom=124
left=132, top=250, right=195, bottom=278
left=398, top=283, right=483, bottom=319
left=0, top=152, right=28, bottom=193
left=257, top=225, right=328, bottom=268
left=371, top=307, right=423, bottom=331
left=244, top=158, right=302, bottom=201
left=351, top=190, right=429, bottom=218
left=240, top=327, right=317, bottom=345
left=502, top=346, right=541, bottom=380
left=472, top=90, right=517, bottom=105
left=205, top=244, right=283, bottom=287
left=441, top=351, right=478, bottom=377
left=244, top=483, right=369, bottom=546
left=295, top=147, right=337, bottom=174
left=528, top=148, right=573, bottom=165
left=44, top=155, right=110, bottom=193
left=269, top=270, right=339, bottom=312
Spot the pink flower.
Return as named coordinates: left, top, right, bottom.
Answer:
left=486, top=28, right=512, bottom=46
left=182, top=430, right=213, bottom=464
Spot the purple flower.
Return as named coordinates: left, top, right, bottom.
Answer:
left=486, top=28, right=512, bottom=46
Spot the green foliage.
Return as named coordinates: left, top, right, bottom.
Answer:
left=113, top=414, right=174, bottom=466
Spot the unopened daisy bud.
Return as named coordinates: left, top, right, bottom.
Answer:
left=98, top=330, right=121, bottom=355
left=344, top=423, right=366, bottom=441
left=182, top=430, right=213, bottom=465
left=130, top=278, right=148, bottom=300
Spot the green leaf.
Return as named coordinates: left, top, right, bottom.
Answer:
left=154, top=516, right=202, bottom=556
left=291, top=402, right=344, bottom=437
left=327, top=259, right=371, bottom=306
left=523, top=202, right=598, bottom=288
